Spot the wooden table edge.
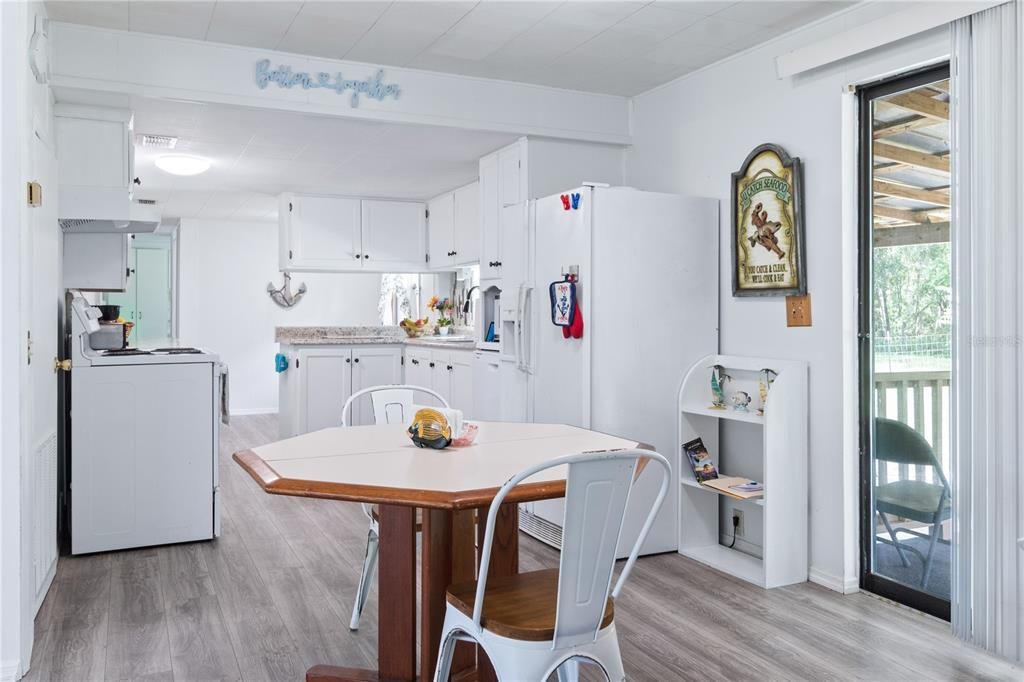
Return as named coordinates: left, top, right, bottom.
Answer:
left=233, top=440, right=653, bottom=510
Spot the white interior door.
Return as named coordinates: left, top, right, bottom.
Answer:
left=135, top=247, right=171, bottom=344
left=26, top=131, right=60, bottom=608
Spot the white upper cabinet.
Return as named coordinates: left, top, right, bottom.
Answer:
left=427, top=192, right=455, bottom=269
left=452, top=181, right=480, bottom=266
left=428, top=181, right=479, bottom=270
left=280, top=193, right=426, bottom=272
left=361, top=200, right=426, bottom=269
left=282, top=194, right=361, bottom=270
left=55, top=104, right=135, bottom=221
left=479, top=153, right=502, bottom=280
left=498, top=143, right=524, bottom=207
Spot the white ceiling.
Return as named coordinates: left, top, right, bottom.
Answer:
left=46, top=1, right=855, bottom=97
left=123, top=96, right=517, bottom=221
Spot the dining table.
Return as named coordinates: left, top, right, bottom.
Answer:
left=234, top=420, right=649, bottom=682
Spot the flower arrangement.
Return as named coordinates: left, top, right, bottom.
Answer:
left=427, top=295, right=455, bottom=334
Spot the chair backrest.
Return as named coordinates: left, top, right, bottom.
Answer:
left=875, top=418, right=949, bottom=488
left=341, top=384, right=449, bottom=427
left=475, top=449, right=671, bottom=648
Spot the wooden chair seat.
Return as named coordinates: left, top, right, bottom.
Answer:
left=446, top=568, right=614, bottom=642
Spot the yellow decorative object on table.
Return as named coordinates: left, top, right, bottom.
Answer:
left=407, top=407, right=452, bottom=449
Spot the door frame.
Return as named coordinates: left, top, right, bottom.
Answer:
left=856, top=61, right=951, bottom=620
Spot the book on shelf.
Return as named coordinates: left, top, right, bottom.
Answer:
left=682, top=437, right=718, bottom=482
left=682, top=437, right=764, bottom=500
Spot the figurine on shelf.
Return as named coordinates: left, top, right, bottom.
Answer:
left=709, top=364, right=732, bottom=410
left=757, top=368, right=778, bottom=416
left=731, top=391, right=752, bottom=412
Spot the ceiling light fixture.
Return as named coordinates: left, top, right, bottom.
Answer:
left=155, top=154, right=210, bottom=176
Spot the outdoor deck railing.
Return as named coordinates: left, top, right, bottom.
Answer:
left=875, top=370, right=951, bottom=485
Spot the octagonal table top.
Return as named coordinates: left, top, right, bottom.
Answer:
left=234, top=421, right=647, bottom=509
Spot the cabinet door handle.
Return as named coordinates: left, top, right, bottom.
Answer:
left=354, top=357, right=360, bottom=363
left=346, top=357, right=351, bottom=363
left=429, top=362, right=435, bottom=368
left=411, top=359, right=419, bottom=365
left=355, top=254, right=362, bottom=259
left=495, top=260, right=502, bottom=267
left=447, top=365, right=453, bottom=371
left=363, top=254, right=370, bottom=260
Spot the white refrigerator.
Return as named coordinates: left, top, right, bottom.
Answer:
left=500, top=185, right=719, bottom=556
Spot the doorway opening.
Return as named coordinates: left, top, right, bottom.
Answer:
left=104, top=232, right=176, bottom=346
left=857, top=63, right=952, bottom=620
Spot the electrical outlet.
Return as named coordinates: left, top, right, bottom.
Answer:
left=732, top=509, right=745, bottom=538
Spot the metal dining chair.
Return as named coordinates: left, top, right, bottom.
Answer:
left=874, top=417, right=951, bottom=588
left=433, top=448, right=671, bottom=682
left=342, top=383, right=449, bottom=630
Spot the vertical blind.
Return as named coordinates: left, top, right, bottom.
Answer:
left=950, top=0, right=1024, bottom=663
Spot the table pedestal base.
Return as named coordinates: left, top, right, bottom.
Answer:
left=306, top=503, right=519, bottom=682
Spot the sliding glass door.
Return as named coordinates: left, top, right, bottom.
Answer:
left=858, top=63, right=952, bottom=619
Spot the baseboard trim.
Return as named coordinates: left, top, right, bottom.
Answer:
left=1, top=659, right=22, bottom=682
left=810, top=566, right=860, bottom=594
left=229, top=408, right=277, bottom=416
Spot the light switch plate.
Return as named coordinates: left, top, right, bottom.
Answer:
left=786, top=294, right=812, bottom=327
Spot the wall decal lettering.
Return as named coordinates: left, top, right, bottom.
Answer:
left=254, top=59, right=401, bottom=107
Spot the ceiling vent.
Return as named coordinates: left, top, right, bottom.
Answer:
left=137, top=133, right=178, bottom=150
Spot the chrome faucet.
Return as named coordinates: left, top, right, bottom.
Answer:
left=463, top=285, right=480, bottom=314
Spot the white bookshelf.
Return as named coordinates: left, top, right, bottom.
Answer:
left=677, top=354, right=808, bottom=588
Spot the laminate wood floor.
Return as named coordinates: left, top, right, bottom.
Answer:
left=23, top=415, right=1021, bottom=681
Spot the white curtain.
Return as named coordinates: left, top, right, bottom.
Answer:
left=950, top=0, right=1024, bottom=663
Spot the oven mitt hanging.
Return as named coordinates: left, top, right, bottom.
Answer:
left=568, top=289, right=584, bottom=339
left=550, top=279, right=576, bottom=328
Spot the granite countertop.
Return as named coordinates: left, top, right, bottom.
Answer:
left=276, top=326, right=477, bottom=350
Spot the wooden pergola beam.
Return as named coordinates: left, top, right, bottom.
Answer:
left=873, top=179, right=951, bottom=206
left=885, top=91, right=949, bottom=120
left=873, top=204, right=940, bottom=224
left=874, top=222, right=950, bottom=247
left=873, top=115, right=936, bottom=138
left=873, top=141, right=950, bottom=173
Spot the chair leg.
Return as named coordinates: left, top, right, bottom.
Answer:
left=921, top=520, right=942, bottom=588
left=878, top=512, right=911, bottom=567
left=588, top=629, right=626, bottom=682
left=556, top=657, right=580, bottom=682
left=349, top=528, right=379, bottom=630
left=433, top=628, right=460, bottom=682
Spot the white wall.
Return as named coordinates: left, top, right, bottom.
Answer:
left=626, top=7, right=949, bottom=589
left=178, top=219, right=382, bottom=414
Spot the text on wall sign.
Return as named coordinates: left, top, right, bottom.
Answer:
left=254, top=59, right=401, bottom=108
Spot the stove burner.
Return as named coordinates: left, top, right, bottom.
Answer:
left=152, top=347, right=204, bottom=355
left=102, top=349, right=153, bottom=356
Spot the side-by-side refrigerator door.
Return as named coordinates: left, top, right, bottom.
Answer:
left=529, top=189, right=590, bottom=428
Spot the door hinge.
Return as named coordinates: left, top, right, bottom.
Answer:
left=289, top=202, right=293, bottom=212
left=425, top=252, right=430, bottom=263
left=425, top=208, right=430, bottom=219
left=289, top=250, right=293, bottom=260
left=295, top=358, right=300, bottom=368
left=26, top=331, right=32, bottom=365
left=401, top=356, right=405, bottom=365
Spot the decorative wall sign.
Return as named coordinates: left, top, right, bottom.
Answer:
left=254, top=59, right=401, bottom=108
left=731, top=144, right=806, bottom=296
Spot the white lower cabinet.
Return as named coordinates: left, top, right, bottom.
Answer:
left=351, top=346, right=404, bottom=424
left=279, top=344, right=402, bottom=438
left=402, top=347, right=475, bottom=417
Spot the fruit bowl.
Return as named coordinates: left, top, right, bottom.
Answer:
left=400, top=317, right=429, bottom=338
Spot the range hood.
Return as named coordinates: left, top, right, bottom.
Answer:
left=59, top=200, right=160, bottom=233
